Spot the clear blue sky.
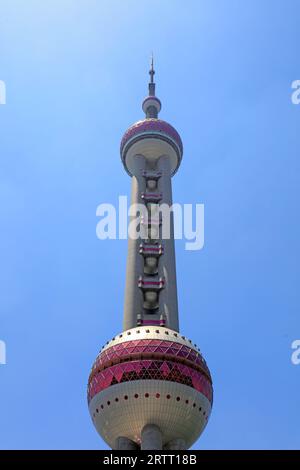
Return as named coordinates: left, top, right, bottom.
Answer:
left=0, top=0, right=299, bottom=450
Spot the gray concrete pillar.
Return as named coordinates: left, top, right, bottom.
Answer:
left=123, top=155, right=146, bottom=331
left=157, top=155, right=179, bottom=331
left=164, top=438, right=186, bottom=450
left=115, top=436, right=139, bottom=450
left=141, top=424, right=162, bottom=450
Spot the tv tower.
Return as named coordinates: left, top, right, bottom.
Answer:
left=87, top=59, right=213, bottom=450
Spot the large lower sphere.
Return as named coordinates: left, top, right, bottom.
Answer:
left=87, top=326, right=213, bottom=449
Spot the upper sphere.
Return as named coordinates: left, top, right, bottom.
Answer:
left=120, top=118, right=183, bottom=176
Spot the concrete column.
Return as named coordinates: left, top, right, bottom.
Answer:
left=164, top=438, right=186, bottom=450
left=123, top=156, right=146, bottom=331
left=141, top=424, right=162, bottom=450
left=115, top=436, right=139, bottom=450
left=157, top=155, right=179, bottom=331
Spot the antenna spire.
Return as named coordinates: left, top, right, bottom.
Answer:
left=149, top=53, right=155, bottom=83
left=148, top=53, right=155, bottom=96
left=142, top=54, right=161, bottom=118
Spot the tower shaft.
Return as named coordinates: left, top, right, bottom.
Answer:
left=123, top=154, right=179, bottom=331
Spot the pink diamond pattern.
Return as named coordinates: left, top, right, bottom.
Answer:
left=92, top=340, right=210, bottom=379
left=88, top=359, right=213, bottom=405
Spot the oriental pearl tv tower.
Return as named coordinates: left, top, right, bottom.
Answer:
left=87, top=59, right=213, bottom=450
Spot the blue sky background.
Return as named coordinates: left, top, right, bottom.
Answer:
left=0, top=0, right=299, bottom=449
